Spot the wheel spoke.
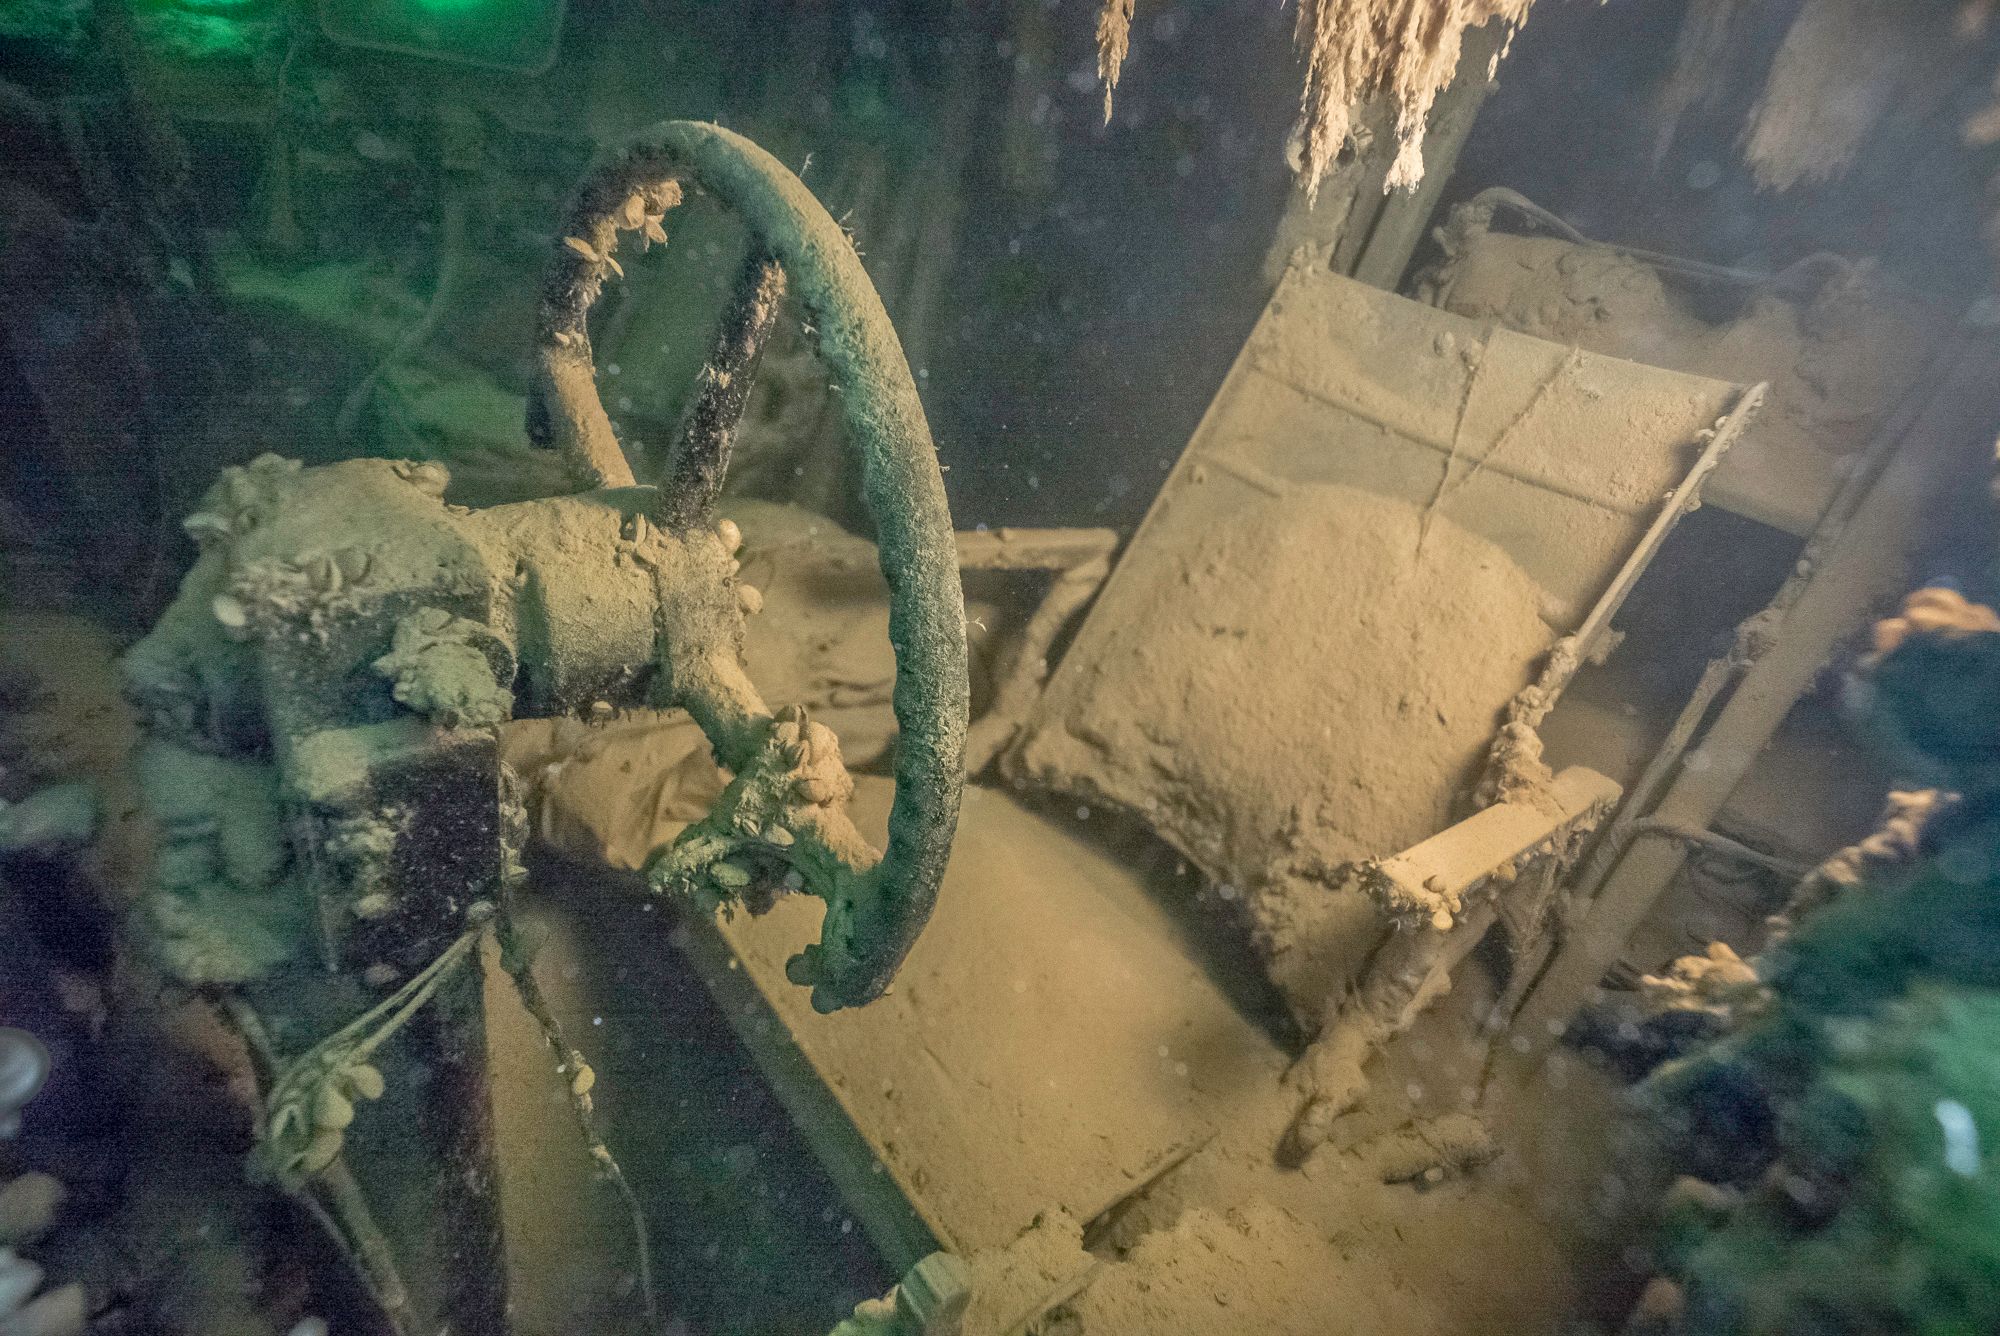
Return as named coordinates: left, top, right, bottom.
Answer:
left=655, top=252, right=787, bottom=535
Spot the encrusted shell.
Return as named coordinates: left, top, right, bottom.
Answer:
left=211, top=594, right=250, bottom=632
left=391, top=460, right=450, bottom=497
left=333, top=547, right=371, bottom=584
left=344, top=1063, right=386, bottom=1101
left=269, top=1101, right=305, bottom=1142
left=312, top=1084, right=355, bottom=1132
left=183, top=512, right=233, bottom=545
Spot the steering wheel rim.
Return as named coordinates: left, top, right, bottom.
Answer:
left=528, top=120, right=969, bottom=1012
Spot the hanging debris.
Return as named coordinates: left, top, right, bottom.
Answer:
left=1095, top=0, right=1133, bottom=124
left=1296, top=0, right=1534, bottom=194
left=1096, top=0, right=1536, bottom=195
left=1740, top=0, right=1936, bottom=191
left=1657, top=0, right=1986, bottom=196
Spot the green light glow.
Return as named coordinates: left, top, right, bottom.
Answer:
left=320, top=0, right=562, bottom=73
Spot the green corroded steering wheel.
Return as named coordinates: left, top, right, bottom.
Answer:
left=527, top=121, right=969, bottom=1013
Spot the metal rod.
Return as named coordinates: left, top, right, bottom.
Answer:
left=1479, top=383, right=1764, bottom=799
left=1564, top=629, right=1754, bottom=901
left=655, top=252, right=787, bottom=534
left=1574, top=383, right=1766, bottom=666
left=1623, top=818, right=1813, bottom=883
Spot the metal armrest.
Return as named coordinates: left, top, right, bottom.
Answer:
left=1285, top=766, right=1620, bottom=1156
left=1361, top=766, right=1623, bottom=937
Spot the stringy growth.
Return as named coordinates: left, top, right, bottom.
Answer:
left=1096, top=0, right=1537, bottom=196
left=1096, top=0, right=1134, bottom=124
left=1657, top=0, right=1967, bottom=195
left=1740, top=0, right=1927, bottom=190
